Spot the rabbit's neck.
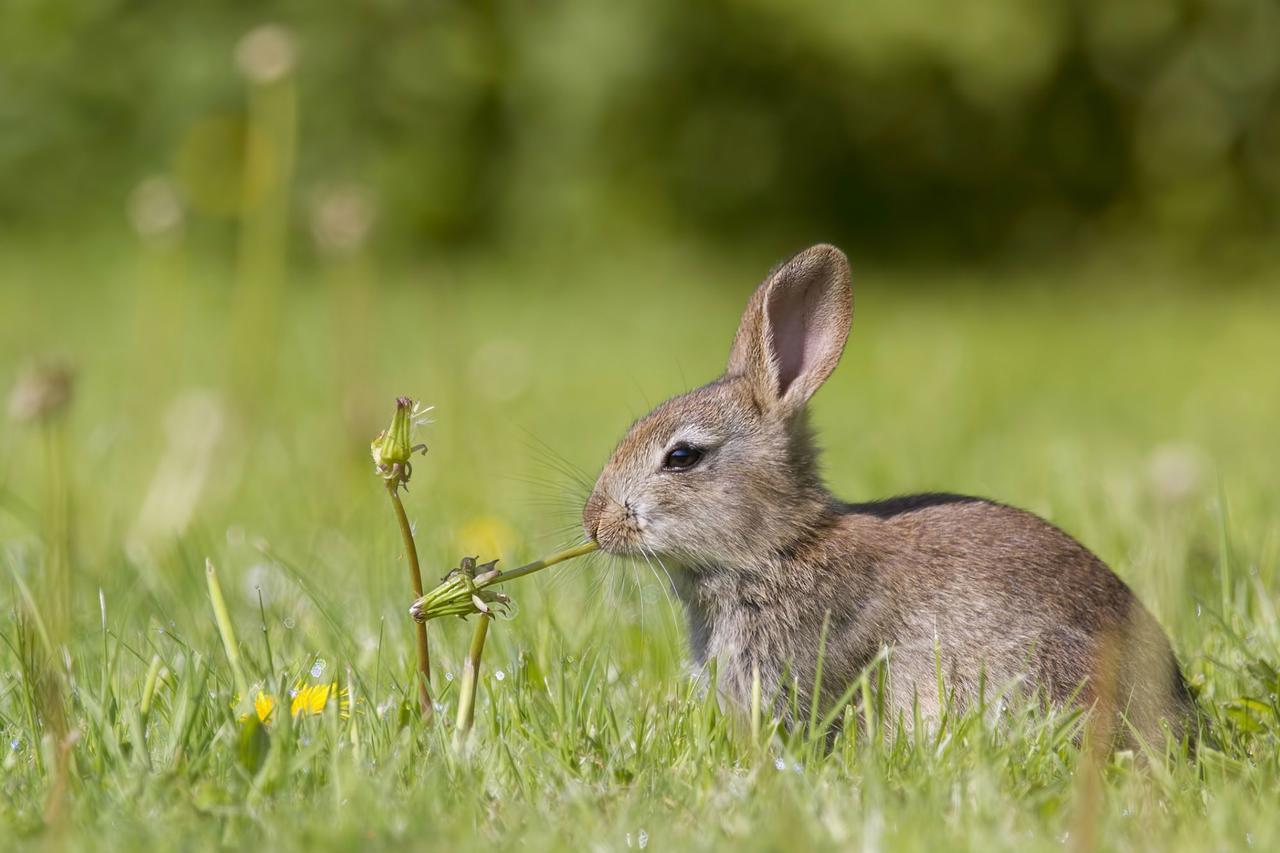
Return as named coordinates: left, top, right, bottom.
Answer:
left=670, top=500, right=847, bottom=677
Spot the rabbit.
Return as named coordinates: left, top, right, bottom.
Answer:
left=582, top=244, right=1195, bottom=748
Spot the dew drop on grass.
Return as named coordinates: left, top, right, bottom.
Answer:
left=311, top=659, right=326, bottom=678
left=445, top=672, right=454, bottom=682
left=638, top=829, right=648, bottom=849
left=9, top=738, right=20, bottom=751
left=494, top=669, right=505, bottom=681
left=774, top=757, right=785, bottom=770
left=283, top=617, right=295, bottom=630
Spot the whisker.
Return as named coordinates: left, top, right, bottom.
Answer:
left=520, top=431, right=595, bottom=491
left=641, top=544, right=682, bottom=625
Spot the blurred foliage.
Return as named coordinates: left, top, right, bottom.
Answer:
left=2, top=0, right=1279, bottom=259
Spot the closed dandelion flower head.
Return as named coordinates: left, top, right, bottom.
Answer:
left=371, top=396, right=431, bottom=485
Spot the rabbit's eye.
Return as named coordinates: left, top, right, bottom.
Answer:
left=663, top=444, right=703, bottom=471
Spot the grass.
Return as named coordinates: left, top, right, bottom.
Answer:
left=1, top=238, right=1278, bottom=850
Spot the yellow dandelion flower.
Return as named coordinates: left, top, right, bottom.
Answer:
left=457, top=515, right=516, bottom=559
left=253, top=691, right=276, bottom=722
left=290, top=682, right=349, bottom=717
left=241, top=682, right=351, bottom=723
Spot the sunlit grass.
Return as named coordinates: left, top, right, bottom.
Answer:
left=0, top=244, right=1278, bottom=849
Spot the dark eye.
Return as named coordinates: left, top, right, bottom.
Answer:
left=663, top=443, right=703, bottom=471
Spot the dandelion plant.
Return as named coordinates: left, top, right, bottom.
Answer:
left=371, top=396, right=434, bottom=716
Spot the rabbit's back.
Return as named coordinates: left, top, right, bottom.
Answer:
left=841, top=494, right=1194, bottom=741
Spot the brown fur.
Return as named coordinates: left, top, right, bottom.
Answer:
left=583, top=245, right=1194, bottom=746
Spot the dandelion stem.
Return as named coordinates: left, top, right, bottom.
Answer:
left=410, top=541, right=599, bottom=623
left=386, top=481, right=432, bottom=717
left=453, top=613, right=491, bottom=750
left=487, top=541, right=599, bottom=587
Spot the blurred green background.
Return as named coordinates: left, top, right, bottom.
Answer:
left=2, top=3, right=1280, bottom=847
left=4, top=0, right=1280, bottom=260
left=1, top=0, right=1278, bottom=658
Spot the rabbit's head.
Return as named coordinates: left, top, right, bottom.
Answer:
left=583, top=244, right=853, bottom=568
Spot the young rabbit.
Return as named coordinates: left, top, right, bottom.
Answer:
left=582, top=244, right=1194, bottom=746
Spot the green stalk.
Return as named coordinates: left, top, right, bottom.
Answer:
left=140, top=654, right=163, bottom=725
left=411, top=541, right=598, bottom=623
left=452, top=613, right=491, bottom=750
left=489, top=541, right=599, bottom=586
left=386, top=481, right=432, bottom=717
left=230, top=27, right=296, bottom=409
left=206, top=559, right=249, bottom=701
left=37, top=413, right=73, bottom=829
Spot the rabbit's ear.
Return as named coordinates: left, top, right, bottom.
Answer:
left=727, top=244, right=852, bottom=413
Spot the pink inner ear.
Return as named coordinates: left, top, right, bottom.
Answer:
left=766, top=282, right=812, bottom=398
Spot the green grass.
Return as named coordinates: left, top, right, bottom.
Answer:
left=1, top=240, right=1278, bottom=850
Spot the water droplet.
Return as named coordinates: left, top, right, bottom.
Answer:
left=1196, top=603, right=1202, bottom=618
left=494, top=669, right=505, bottom=681
left=638, top=829, right=648, bottom=849
left=289, top=687, right=299, bottom=698
left=445, top=672, right=454, bottom=682
left=9, top=738, right=20, bottom=751
left=311, top=659, right=326, bottom=678
left=283, top=617, right=296, bottom=630
left=774, top=757, right=785, bottom=770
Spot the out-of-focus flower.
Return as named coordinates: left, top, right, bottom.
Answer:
left=309, top=184, right=377, bottom=258
left=7, top=362, right=75, bottom=424
left=127, top=176, right=185, bottom=241
left=457, top=516, right=517, bottom=558
left=371, top=397, right=432, bottom=487
left=235, top=24, right=298, bottom=84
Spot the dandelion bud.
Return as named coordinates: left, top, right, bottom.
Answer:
left=371, top=396, right=430, bottom=484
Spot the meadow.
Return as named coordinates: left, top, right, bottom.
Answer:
left=1, top=237, right=1278, bottom=851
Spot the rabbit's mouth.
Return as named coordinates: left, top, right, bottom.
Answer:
left=583, top=491, right=647, bottom=555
